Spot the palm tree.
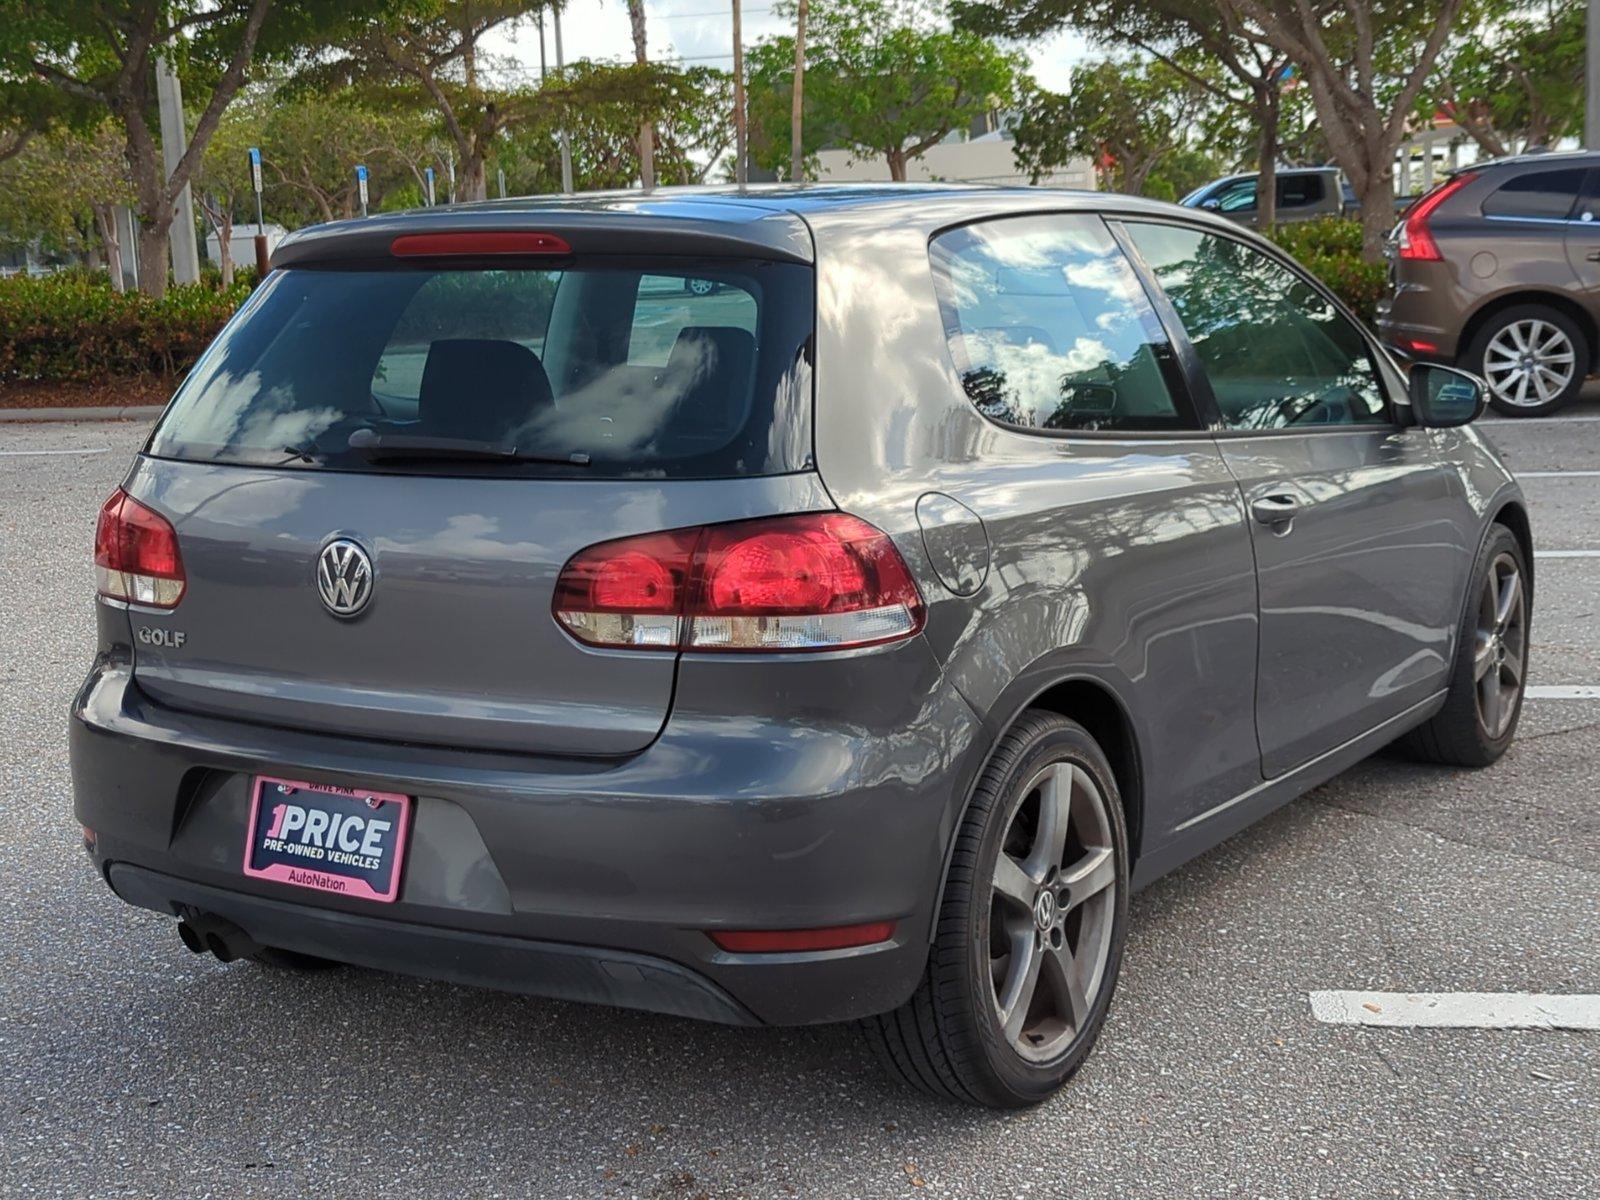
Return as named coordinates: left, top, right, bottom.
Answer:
left=626, top=0, right=655, bottom=189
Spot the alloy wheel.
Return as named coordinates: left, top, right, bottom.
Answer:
left=1482, top=319, right=1576, bottom=408
left=989, top=761, right=1117, bottom=1063
left=1474, top=551, right=1527, bottom=739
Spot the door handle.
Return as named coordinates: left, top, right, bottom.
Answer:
left=1250, top=494, right=1302, bottom=529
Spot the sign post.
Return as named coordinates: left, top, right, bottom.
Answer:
left=248, top=147, right=269, bottom=277
left=356, top=165, right=369, bottom=218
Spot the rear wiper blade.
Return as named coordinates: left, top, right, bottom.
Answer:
left=347, top=429, right=590, bottom=466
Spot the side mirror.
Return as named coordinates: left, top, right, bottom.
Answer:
left=1200, top=198, right=1222, bottom=210
left=1408, top=363, right=1485, bottom=427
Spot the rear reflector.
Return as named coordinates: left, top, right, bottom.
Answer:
left=94, top=488, right=185, bottom=608
left=553, top=513, right=925, bottom=653
left=708, top=922, right=897, bottom=953
left=390, top=231, right=572, bottom=257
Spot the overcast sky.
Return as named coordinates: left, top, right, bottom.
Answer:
left=481, top=0, right=1090, bottom=92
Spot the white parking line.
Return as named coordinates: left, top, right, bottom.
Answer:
left=1516, top=470, right=1600, bottom=478
left=1534, top=550, right=1600, bottom=559
left=1526, top=685, right=1600, bottom=700
left=0, top=447, right=110, bottom=457
left=1481, top=414, right=1600, bottom=425
left=1309, top=991, right=1600, bottom=1030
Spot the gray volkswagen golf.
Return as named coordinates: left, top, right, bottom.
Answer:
left=72, top=186, right=1532, bottom=1108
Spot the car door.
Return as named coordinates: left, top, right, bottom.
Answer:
left=1120, top=219, right=1476, bottom=778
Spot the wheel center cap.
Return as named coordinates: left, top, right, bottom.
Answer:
left=1033, top=889, right=1057, bottom=930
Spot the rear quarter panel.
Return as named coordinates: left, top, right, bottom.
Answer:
left=802, top=200, right=1265, bottom=862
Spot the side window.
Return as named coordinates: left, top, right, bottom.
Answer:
left=1124, top=222, right=1390, bottom=430
left=1481, top=168, right=1585, bottom=220
left=1278, top=174, right=1325, bottom=209
left=627, top=274, right=758, bottom=367
left=929, top=214, right=1194, bottom=434
left=1213, top=178, right=1258, bottom=213
left=372, top=270, right=557, bottom=415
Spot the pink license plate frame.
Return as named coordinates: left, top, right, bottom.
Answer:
left=242, top=775, right=412, bottom=904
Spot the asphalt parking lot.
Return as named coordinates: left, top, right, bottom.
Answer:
left=1, top=407, right=1596, bottom=1199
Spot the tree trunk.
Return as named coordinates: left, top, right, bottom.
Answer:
left=791, top=0, right=808, bottom=182
left=93, top=203, right=124, bottom=293
left=462, top=153, right=488, bottom=202
left=1358, top=170, right=1395, bottom=261
left=628, top=0, right=655, bottom=189
left=1254, top=86, right=1279, bottom=230
left=137, top=223, right=172, bottom=299
left=219, top=216, right=234, bottom=287
left=885, top=147, right=907, bottom=181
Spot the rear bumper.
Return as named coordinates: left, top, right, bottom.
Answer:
left=70, top=642, right=986, bottom=1027
left=108, top=864, right=758, bottom=1024
left=1375, top=259, right=1464, bottom=363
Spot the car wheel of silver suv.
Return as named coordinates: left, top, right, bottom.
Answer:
left=1468, top=304, right=1587, bottom=417
left=864, top=710, right=1129, bottom=1107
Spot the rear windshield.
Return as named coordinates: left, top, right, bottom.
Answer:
left=148, top=259, right=814, bottom=478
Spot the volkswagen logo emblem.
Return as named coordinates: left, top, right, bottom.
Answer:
left=317, top=539, right=373, bottom=618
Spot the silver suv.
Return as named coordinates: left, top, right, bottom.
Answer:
left=73, top=187, right=1531, bottom=1108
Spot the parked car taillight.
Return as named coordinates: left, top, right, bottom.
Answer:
left=1397, top=172, right=1476, bottom=262
left=553, top=513, right=925, bottom=653
left=94, top=488, right=185, bottom=608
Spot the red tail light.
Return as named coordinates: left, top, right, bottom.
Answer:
left=1397, top=172, right=1475, bottom=262
left=94, top=488, right=185, bottom=608
left=553, top=513, right=925, bottom=653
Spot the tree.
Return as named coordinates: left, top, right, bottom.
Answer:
left=311, top=0, right=552, bottom=204
left=1012, top=58, right=1211, bottom=194
left=0, top=121, right=133, bottom=279
left=749, top=0, right=1021, bottom=182
left=1212, top=0, right=1467, bottom=259
left=1425, top=0, right=1582, bottom=157
left=625, top=0, right=655, bottom=188
left=490, top=61, right=732, bottom=193
left=194, top=93, right=265, bottom=285
left=957, top=0, right=1290, bottom=225
left=0, top=0, right=390, bottom=295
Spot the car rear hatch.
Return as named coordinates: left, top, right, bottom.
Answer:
left=123, top=208, right=819, bottom=756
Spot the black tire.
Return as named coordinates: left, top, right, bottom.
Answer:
left=1465, top=304, right=1588, bottom=417
left=862, top=710, right=1129, bottom=1107
left=248, top=946, right=341, bottom=971
left=1397, top=524, right=1530, bottom=767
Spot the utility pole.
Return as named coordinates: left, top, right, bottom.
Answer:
left=554, top=6, right=573, bottom=192
left=154, top=51, right=201, bottom=286
left=1589, top=0, right=1600, bottom=148
left=733, top=0, right=747, bottom=186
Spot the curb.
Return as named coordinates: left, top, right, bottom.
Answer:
left=0, top=404, right=165, bottom=423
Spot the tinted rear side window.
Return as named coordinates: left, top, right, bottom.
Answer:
left=929, top=214, right=1194, bottom=433
left=149, top=259, right=813, bottom=479
left=1481, top=168, right=1585, bottom=219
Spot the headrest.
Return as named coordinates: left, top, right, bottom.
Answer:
left=663, top=326, right=756, bottom=396
left=417, top=338, right=553, bottom=443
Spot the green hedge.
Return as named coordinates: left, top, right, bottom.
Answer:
left=1267, top=218, right=1387, bottom=325
left=0, top=274, right=251, bottom=384
left=2, top=230, right=1385, bottom=387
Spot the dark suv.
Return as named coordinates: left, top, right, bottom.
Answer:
left=1380, top=150, right=1600, bottom=416
left=74, top=187, right=1528, bottom=1108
